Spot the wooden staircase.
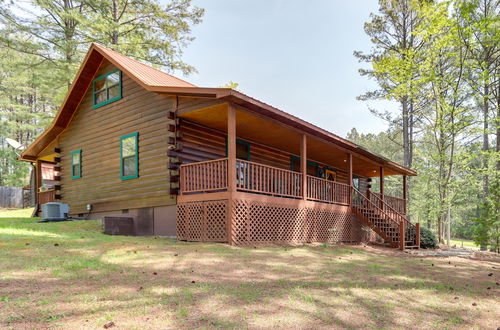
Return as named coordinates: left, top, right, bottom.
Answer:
left=351, top=187, right=419, bottom=250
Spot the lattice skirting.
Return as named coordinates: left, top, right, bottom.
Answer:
left=177, top=200, right=228, bottom=242
left=177, top=198, right=377, bottom=245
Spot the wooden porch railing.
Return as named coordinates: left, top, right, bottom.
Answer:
left=307, top=176, right=351, bottom=205
left=38, top=190, right=55, bottom=204
left=180, top=158, right=228, bottom=193
left=371, top=192, right=406, bottom=214
left=236, top=160, right=302, bottom=198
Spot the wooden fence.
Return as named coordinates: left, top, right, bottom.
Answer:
left=0, top=186, right=24, bottom=208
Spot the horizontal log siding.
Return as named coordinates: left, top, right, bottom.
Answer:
left=178, top=120, right=363, bottom=186
left=178, top=121, right=290, bottom=169
left=57, top=61, right=174, bottom=214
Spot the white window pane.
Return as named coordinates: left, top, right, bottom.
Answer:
left=123, top=156, right=136, bottom=176
left=72, top=152, right=80, bottom=165
left=73, top=164, right=80, bottom=177
left=122, top=136, right=136, bottom=157
left=108, top=85, right=119, bottom=100
left=95, top=90, right=106, bottom=104
left=106, top=72, right=120, bottom=86
left=94, top=79, right=106, bottom=92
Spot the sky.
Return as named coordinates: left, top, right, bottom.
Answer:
left=177, top=0, right=398, bottom=137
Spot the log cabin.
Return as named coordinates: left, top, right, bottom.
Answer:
left=20, top=43, right=420, bottom=249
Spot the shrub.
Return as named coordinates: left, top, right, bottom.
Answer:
left=420, top=227, right=438, bottom=249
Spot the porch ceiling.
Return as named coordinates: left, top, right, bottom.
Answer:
left=178, top=103, right=401, bottom=177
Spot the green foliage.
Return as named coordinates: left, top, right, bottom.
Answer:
left=0, top=45, right=55, bottom=186
left=346, top=128, right=403, bottom=196
left=419, top=226, right=438, bottom=249
left=81, top=0, right=204, bottom=75
left=356, top=0, right=499, bottom=248
left=0, top=0, right=204, bottom=187
left=218, top=81, right=240, bottom=89
left=473, top=177, right=500, bottom=252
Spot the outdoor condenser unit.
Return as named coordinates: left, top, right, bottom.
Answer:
left=41, top=202, right=69, bottom=221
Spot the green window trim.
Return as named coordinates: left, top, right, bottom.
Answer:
left=71, top=149, right=82, bottom=179
left=92, top=69, right=122, bottom=109
left=290, top=155, right=320, bottom=177
left=120, top=132, right=139, bottom=180
left=225, top=138, right=251, bottom=161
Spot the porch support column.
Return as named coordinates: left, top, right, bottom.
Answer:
left=403, top=175, right=408, bottom=214
left=348, top=153, right=353, bottom=206
left=399, top=219, right=405, bottom=250
left=35, top=159, right=42, bottom=205
left=227, top=104, right=236, bottom=245
left=379, top=166, right=385, bottom=208
left=227, top=104, right=237, bottom=193
left=300, top=134, right=307, bottom=200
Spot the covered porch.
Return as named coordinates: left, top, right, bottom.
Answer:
left=174, top=100, right=415, bottom=247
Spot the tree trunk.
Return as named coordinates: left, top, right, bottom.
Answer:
left=402, top=97, right=411, bottom=168
left=496, top=86, right=499, bottom=173
left=483, top=83, right=489, bottom=196
left=446, top=205, right=451, bottom=246
left=111, top=0, right=119, bottom=45
left=481, top=83, right=489, bottom=251
left=438, top=215, right=442, bottom=244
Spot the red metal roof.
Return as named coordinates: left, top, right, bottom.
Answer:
left=94, top=44, right=196, bottom=88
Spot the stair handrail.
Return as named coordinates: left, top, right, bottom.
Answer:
left=351, top=186, right=401, bottom=228
left=368, top=189, right=417, bottom=245
left=368, top=191, right=408, bottom=225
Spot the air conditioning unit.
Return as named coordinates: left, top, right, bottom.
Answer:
left=41, top=202, right=69, bottom=221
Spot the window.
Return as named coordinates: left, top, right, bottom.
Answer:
left=71, top=149, right=82, bottom=179
left=353, top=176, right=361, bottom=190
left=225, top=139, right=251, bottom=161
left=290, top=156, right=320, bottom=177
left=92, top=69, right=122, bottom=108
left=120, top=132, right=138, bottom=180
left=236, top=140, right=250, bottom=160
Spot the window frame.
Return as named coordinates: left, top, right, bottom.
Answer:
left=290, top=156, right=320, bottom=177
left=92, top=69, right=122, bottom=109
left=71, top=149, right=82, bottom=179
left=225, top=138, right=251, bottom=161
left=120, top=132, right=139, bottom=180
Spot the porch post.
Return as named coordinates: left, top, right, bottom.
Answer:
left=399, top=219, right=405, bottom=250
left=403, top=175, right=408, bottom=214
left=227, top=104, right=236, bottom=245
left=300, top=134, right=307, bottom=200
left=379, top=166, right=384, bottom=209
left=35, top=159, right=42, bottom=205
left=348, top=153, right=353, bottom=206
left=227, top=104, right=237, bottom=193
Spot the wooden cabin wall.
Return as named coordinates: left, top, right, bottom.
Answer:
left=178, top=120, right=291, bottom=169
left=177, top=120, right=362, bottom=186
left=57, top=60, right=175, bottom=214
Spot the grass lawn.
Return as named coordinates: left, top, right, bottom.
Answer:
left=0, top=208, right=499, bottom=329
left=449, top=238, right=479, bottom=249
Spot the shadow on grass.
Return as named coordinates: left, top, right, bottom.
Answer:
left=0, top=217, right=497, bottom=329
